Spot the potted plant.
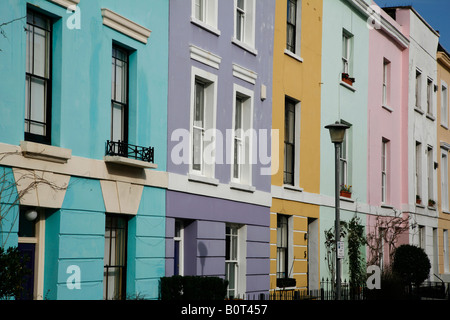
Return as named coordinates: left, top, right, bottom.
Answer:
left=416, top=195, right=422, bottom=205
left=340, top=184, right=352, bottom=198
left=341, top=73, right=355, bottom=86
left=276, top=277, right=296, bottom=289
left=428, top=199, right=436, bottom=207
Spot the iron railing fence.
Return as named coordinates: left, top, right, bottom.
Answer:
left=106, top=140, right=154, bottom=163
left=245, top=279, right=450, bottom=301
left=413, top=281, right=450, bottom=300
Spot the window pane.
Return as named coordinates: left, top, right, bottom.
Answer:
left=277, top=216, right=287, bottom=248
left=237, top=0, right=244, bottom=10
left=287, top=0, right=296, bottom=24
left=112, top=102, right=124, bottom=142
left=192, top=127, right=203, bottom=171
left=30, top=77, right=46, bottom=123
left=111, top=46, right=128, bottom=143
left=235, top=99, right=242, bottom=131
left=236, top=0, right=245, bottom=41
left=33, top=27, right=49, bottom=78
left=277, top=247, right=286, bottom=278
left=225, top=262, right=236, bottom=297
left=231, top=233, right=238, bottom=261
left=25, top=75, right=30, bottom=121
left=236, top=12, right=243, bottom=41
left=285, top=102, right=295, bottom=144
left=194, top=82, right=205, bottom=127
left=233, top=139, right=241, bottom=178
left=26, top=25, right=33, bottom=74
left=104, top=215, right=127, bottom=300
left=113, top=59, right=127, bottom=104
left=342, top=35, right=348, bottom=59
left=287, top=25, right=295, bottom=52
left=285, top=144, right=294, bottom=173
left=32, top=12, right=49, bottom=30
left=416, top=71, right=421, bottom=108
left=195, top=0, right=204, bottom=21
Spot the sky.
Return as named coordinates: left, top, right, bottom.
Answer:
left=377, top=0, right=450, bottom=50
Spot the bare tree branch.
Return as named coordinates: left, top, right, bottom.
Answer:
left=0, top=167, right=68, bottom=248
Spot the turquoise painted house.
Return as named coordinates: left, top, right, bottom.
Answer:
left=0, top=0, right=168, bottom=300
left=319, top=0, right=371, bottom=281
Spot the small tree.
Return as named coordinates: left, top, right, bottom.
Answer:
left=0, top=246, right=30, bottom=299
left=324, top=221, right=347, bottom=288
left=392, top=244, right=431, bottom=289
left=324, top=215, right=366, bottom=294
left=366, top=214, right=410, bottom=268
left=346, top=215, right=366, bottom=291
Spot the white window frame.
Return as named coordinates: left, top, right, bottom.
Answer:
left=427, top=77, right=434, bottom=116
left=191, top=0, right=219, bottom=34
left=231, top=84, right=254, bottom=186
left=282, top=97, right=301, bottom=187
left=233, top=0, right=256, bottom=51
left=276, top=214, right=293, bottom=282
left=419, top=225, right=426, bottom=249
left=441, top=81, right=449, bottom=128
left=189, top=67, right=218, bottom=178
left=340, top=127, right=351, bottom=187
left=18, top=208, right=46, bottom=300
left=382, top=59, right=391, bottom=107
left=427, top=146, right=434, bottom=205
left=381, top=139, right=389, bottom=204
left=225, top=224, right=246, bottom=299
left=286, top=0, right=301, bottom=56
left=174, top=220, right=184, bottom=276
left=415, top=69, right=422, bottom=110
left=342, top=31, right=353, bottom=75
left=444, top=229, right=449, bottom=273
left=416, top=141, right=422, bottom=201
left=442, top=149, right=449, bottom=212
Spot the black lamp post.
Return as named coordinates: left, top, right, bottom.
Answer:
left=325, top=121, right=349, bottom=300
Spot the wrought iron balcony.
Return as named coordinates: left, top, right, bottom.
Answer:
left=106, top=140, right=154, bottom=163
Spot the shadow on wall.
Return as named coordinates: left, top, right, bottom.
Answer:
left=198, top=241, right=207, bottom=276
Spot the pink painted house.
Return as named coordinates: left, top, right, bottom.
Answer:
left=366, top=3, right=410, bottom=268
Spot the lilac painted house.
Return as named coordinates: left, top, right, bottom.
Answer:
left=165, top=1, right=275, bottom=298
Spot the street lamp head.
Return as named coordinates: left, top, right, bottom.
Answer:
left=325, top=121, right=349, bottom=144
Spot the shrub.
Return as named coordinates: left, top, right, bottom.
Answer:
left=160, top=275, right=228, bottom=300
left=365, top=267, right=406, bottom=300
left=0, top=246, right=30, bottom=300
left=392, top=244, right=431, bottom=286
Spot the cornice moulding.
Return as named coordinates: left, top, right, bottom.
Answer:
left=189, top=45, right=222, bottom=70
left=379, top=15, right=409, bottom=49
left=101, top=8, right=151, bottom=44
left=440, top=141, right=450, bottom=151
left=47, top=0, right=80, bottom=9
left=232, top=63, right=257, bottom=85
left=438, top=52, right=450, bottom=71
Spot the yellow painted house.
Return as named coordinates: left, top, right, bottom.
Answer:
left=270, top=0, right=323, bottom=292
left=437, top=44, right=450, bottom=280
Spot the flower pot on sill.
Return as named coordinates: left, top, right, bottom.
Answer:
left=342, top=77, right=354, bottom=86
left=340, top=190, right=352, bottom=198
left=341, top=73, right=355, bottom=85
left=416, top=199, right=422, bottom=205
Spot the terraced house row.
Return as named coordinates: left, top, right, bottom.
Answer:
left=0, top=0, right=450, bottom=300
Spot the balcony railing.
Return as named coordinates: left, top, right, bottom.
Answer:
left=106, top=140, right=154, bottom=163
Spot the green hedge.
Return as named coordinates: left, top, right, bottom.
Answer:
left=160, top=276, right=228, bottom=300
